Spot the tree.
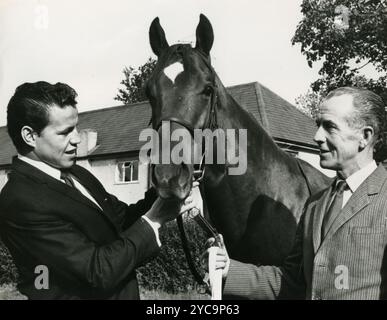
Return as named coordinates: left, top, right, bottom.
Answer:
left=295, top=74, right=379, bottom=119
left=293, top=0, right=387, bottom=161
left=295, top=90, right=322, bottom=119
left=292, top=0, right=387, bottom=97
left=115, top=57, right=157, bottom=104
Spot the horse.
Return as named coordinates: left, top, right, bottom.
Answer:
left=146, top=14, right=331, bottom=267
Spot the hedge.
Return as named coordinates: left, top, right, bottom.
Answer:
left=0, top=241, right=18, bottom=285
left=137, top=218, right=209, bottom=294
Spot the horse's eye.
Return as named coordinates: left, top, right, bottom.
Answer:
left=202, top=85, right=213, bottom=96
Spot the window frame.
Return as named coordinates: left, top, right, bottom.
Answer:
left=115, top=159, right=139, bottom=184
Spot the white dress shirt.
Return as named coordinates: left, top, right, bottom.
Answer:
left=341, top=160, right=378, bottom=208
left=17, top=155, right=161, bottom=245
left=18, top=155, right=102, bottom=209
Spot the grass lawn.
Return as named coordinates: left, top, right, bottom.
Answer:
left=140, top=288, right=210, bottom=300
left=0, top=284, right=26, bottom=300
left=0, top=283, right=210, bottom=300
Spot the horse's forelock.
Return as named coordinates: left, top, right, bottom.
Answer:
left=158, top=44, right=203, bottom=70
left=152, top=43, right=216, bottom=89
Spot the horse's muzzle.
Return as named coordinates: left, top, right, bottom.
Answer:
left=151, top=163, right=193, bottom=200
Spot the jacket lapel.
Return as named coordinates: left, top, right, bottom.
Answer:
left=68, top=165, right=118, bottom=227
left=322, top=165, right=386, bottom=243
left=45, top=175, right=104, bottom=212
left=312, top=185, right=333, bottom=253
left=12, top=158, right=114, bottom=223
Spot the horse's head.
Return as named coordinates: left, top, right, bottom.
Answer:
left=146, top=14, right=218, bottom=200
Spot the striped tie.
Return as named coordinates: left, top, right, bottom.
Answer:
left=321, top=179, right=348, bottom=238
left=60, top=170, right=76, bottom=189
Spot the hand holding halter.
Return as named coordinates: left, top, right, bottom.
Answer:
left=208, top=246, right=223, bottom=300
left=178, top=176, right=225, bottom=301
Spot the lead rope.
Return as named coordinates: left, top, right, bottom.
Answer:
left=196, top=182, right=222, bottom=300
left=176, top=214, right=206, bottom=286
left=177, top=175, right=223, bottom=299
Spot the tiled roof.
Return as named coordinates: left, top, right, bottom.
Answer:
left=228, top=82, right=317, bottom=146
left=0, top=81, right=317, bottom=166
left=78, top=101, right=151, bottom=156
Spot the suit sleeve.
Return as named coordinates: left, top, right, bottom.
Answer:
left=109, top=187, right=158, bottom=230
left=223, top=210, right=306, bottom=300
left=2, top=214, right=160, bottom=295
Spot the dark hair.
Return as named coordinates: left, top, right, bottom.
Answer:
left=7, top=81, right=78, bottom=154
left=324, top=87, right=386, bottom=152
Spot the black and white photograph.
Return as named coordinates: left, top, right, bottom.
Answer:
left=0, top=0, right=386, bottom=304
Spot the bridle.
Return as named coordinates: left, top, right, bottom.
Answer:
left=151, top=50, right=222, bottom=286
left=153, top=50, right=219, bottom=181
left=154, top=91, right=218, bottom=183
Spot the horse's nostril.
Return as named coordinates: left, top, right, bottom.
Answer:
left=178, top=163, right=192, bottom=184
left=151, top=165, right=159, bottom=186
left=181, top=162, right=190, bottom=176
left=153, top=165, right=168, bottom=185
left=153, top=165, right=160, bottom=179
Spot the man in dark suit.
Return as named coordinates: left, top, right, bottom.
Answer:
left=0, top=81, right=198, bottom=299
left=207, top=87, right=387, bottom=299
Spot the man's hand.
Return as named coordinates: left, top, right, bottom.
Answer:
left=145, top=181, right=203, bottom=225
left=203, top=234, right=230, bottom=279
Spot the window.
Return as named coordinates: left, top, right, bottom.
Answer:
left=116, top=160, right=139, bottom=183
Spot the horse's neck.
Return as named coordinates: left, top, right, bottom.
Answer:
left=217, top=85, right=290, bottom=166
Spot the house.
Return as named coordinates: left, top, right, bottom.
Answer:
left=0, top=81, right=334, bottom=204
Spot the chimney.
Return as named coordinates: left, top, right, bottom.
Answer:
left=77, top=129, right=98, bottom=157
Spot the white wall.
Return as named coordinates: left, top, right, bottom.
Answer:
left=0, top=159, right=149, bottom=205
left=79, top=158, right=149, bottom=205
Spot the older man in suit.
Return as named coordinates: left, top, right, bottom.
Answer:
left=208, top=87, right=387, bottom=299
left=0, top=81, right=198, bottom=299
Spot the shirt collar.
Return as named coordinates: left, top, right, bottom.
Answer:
left=18, top=154, right=62, bottom=181
left=344, top=160, right=377, bottom=193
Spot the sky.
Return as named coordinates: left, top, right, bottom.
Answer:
left=0, top=0, right=323, bottom=127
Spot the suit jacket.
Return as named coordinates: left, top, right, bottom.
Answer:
left=224, top=164, right=387, bottom=300
left=0, top=157, right=159, bottom=300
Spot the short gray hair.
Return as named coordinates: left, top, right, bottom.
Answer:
left=324, top=87, right=386, bottom=151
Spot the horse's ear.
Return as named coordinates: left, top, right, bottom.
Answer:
left=195, top=14, right=214, bottom=56
left=149, top=17, right=169, bottom=56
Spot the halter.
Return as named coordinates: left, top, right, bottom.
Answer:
left=154, top=54, right=219, bottom=182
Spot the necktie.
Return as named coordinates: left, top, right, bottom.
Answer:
left=60, top=170, right=102, bottom=210
left=321, top=179, right=348, bottom=238
left=60, top=170, right=76, bottom=189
